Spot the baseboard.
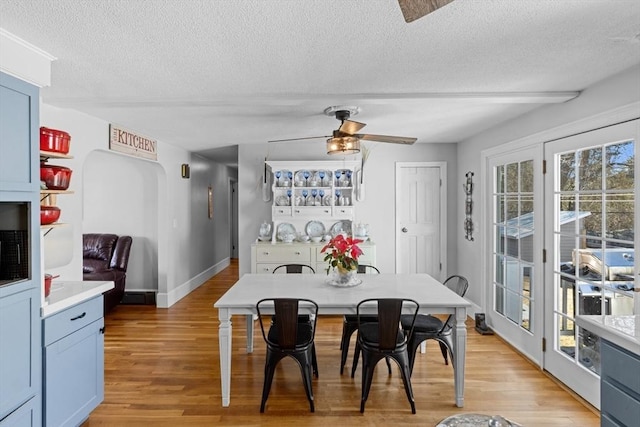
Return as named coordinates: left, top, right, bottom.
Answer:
left=121, top=291, right=156, bottom=305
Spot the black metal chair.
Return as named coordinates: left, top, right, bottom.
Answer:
left=272, top=264, right=315, bottom=274
left=350, top=298, right=419, bottom=414
left=271, top=263, right=318, bottom=375
left=400, top=275, right=469, bottom=374
left=339, top=265, right=392, bottom=375
left=256, top=298, right=319, bottom=413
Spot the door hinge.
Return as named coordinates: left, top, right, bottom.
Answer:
left=542, top=160, right=547, bottom=174
left=440, top=263, right=442, bottom=271
left=542, top=337, right=546, bottom=352
left=440, top=179, right=442, bottom=186
left=542, top=249, right=547, bottom=263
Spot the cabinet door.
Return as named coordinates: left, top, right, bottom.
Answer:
left=0, top=396, right=38, bottom=427
left=0, top=73, right=39, bottom=192
left=44, top=318, right=104, bottom=427
left=0, top=283, right=40, bottom=421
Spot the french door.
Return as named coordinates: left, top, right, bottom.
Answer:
left=544, top=119, right=638, bottom=408
left=486, top=146, right=544, bottom=364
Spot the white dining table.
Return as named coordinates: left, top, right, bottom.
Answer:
left=214, top=273, right=472, bottom=407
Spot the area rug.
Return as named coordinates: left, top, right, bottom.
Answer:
left=436, top=413, right=522, bottom=427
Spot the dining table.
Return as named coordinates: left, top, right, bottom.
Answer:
left=214, top=273, right=472, bottom=408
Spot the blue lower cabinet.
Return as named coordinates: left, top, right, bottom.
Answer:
left=42, top=296, right=105, bottom=427
left=600, top=339, right=640, bottom=427
left=0, top=396, right=38, bottom=427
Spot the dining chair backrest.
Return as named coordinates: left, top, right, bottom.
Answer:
left=356, top=298, right=419, bottom=351
left=357, top=264, right=380, bottom=274
left=272, top=264, right=316, bottom=274
left=256, top=298, right=318, bottom=350
left=441, top=275, right=469, bottom=333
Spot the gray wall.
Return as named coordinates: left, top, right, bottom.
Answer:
left=238, top=141, right=458, bottom=276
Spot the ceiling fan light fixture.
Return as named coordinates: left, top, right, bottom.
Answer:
left=327, top=136, right=360, bottom=155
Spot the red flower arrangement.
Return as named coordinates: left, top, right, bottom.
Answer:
left=320, top=234, right=364, bottom=273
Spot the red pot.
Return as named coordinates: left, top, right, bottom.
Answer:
left=44, top=274, right=53, bottom=297
left=40, top=127, right=71, bottom=154
left=40, top=164, right=72, bottom=190
left=40, top=205, right=61, bottom=225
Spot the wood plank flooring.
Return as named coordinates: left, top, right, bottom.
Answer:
left=82, top=259, right=599, bottom=426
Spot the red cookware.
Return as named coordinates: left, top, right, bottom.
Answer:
left=40, top=205, right=61, bottom=225
left=44, top=274, right=59, bottom=297
left=40, top=127, right=71, bottom=154
left=40, top=164, right=72, bottom=190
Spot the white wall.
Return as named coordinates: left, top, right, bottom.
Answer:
left=456, top=63, right=640, bottom=310
left=237, top=141, right=458, bottom=275
left=40, top=103, right=234, bottom=307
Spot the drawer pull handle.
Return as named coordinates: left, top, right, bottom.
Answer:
left=295, top=251, right=301, bottom=255
left=70, top=312, right=86, bottom=321
left=100, top=327, right=106, bottom=334
left=263, top=251, right=269, bottom=255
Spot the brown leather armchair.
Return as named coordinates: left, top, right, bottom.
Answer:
left=83, top=233, right=132, bottom=314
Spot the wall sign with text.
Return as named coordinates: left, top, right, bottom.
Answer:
left=109, top=124, right=157, bottom=161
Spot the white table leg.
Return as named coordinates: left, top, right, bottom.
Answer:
left=246, top=314, right=254, bottom=353
left=218, top=308, right=232, bottom=406
left=452, top=306, right=467, bottom=407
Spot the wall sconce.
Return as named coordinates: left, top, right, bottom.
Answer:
left=181, top=164, right=190, bottom=179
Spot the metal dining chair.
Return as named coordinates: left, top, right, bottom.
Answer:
left=339, top=265, right=392, bottom=375
left=400, top=275, right=469, bottom=373
left=256, top=298, right=319, bottom=413
left=350, top=298, right=420, bottom=413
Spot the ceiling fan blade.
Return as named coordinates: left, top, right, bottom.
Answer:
left=398, top=0, right=455, bottom=23
left=338, top=119, right=366, bottom=135
left=267, top=135, right=331, bottom=143
left=357, top=134, right=417, bottom=145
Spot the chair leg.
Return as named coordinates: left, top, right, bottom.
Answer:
left=312, top=343, right=319, bottom=377
left=360, top=351, right=381, bottom=413
left=340, top=320, right=357, bottom=375
left=406, top=336, right=423, bottom=375
left=385, top=356, right=392, bottom=374
left=438, top=341, right=449, bottom=365
left=260, top=350, right=284, bottom=413
left=293, top=350, right=315, bottom=413
left=351, top=340, right=361, bottom=378
left=392, top=351, right=416, bottom=414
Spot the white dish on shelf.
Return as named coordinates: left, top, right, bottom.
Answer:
left=275, top=196, right=289, bottom=206
left=310, top=236, right=323, bottom=243
left=305, top=220, right=326, bottom=238
left=322, top=195, right=333, bottom=206
left=258, top=235, right=271, bottom=242
left=330, top=220, right=352, bottom=237
left=276, top=223, right=296, bottom=240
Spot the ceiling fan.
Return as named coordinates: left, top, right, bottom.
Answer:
left=397, top=0, right=455, bottom=23
left=267, top=106, right=417, bottom=155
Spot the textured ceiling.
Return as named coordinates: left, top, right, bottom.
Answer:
left=1, top=0, right=639, bottom=165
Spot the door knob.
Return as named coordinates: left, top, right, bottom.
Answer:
left=402, top=227, right=408, bottom=233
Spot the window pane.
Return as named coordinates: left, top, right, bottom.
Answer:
left=521, top=296, right=531, bottom=331
left=580, top=194, right=602, bottom=239
left=495, top=195, right=505, bottom=223
left=520, top=160, right=534, bottom=192
left=605, top=193, right=634, bottom=241
left=496, top=226, right=505, bottom=254
left=496, top=165, right=505, bottom=193
left=606, top=141, right=634, bottom=190
left=559, top=195, right=577, bottom=228
left=506, top=163, right=518, bottom=193
left=495, top=254, right=505, bottom=284
left=495, top=284, right=505, bottom=315
left=578, top=328, right=600, bottom=375
left=578, top=147, right=603, bottom=191
left=506, top=195, right=519, bottom=220
left=560, top=152, right=576, bottom=191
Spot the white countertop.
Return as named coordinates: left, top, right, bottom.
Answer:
left=576, top=314, right=640, bottom=356
left=41, top=280, right=114, bottom=318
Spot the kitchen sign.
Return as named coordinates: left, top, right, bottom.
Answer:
left=109, top=124, right=157, bottom=161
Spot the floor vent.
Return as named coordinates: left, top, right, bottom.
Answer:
left=121, top=291, right=156, bottom=305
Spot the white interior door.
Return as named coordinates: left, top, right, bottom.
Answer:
left=486, top=146, right=544, bottom=365
left=395, top=162, right=446, bottom=280
left=544, top=119, right=638, bottom=409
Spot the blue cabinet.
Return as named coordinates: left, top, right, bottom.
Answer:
left=0, top=72, right=41, bottom=427
left=600, top=339, right=640, bottom=427
left=0, top=73, right=39, bottom=192
left=42, top=296, right=105, bottom=427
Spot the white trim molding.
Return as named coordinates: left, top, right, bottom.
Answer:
left=0, top=28, right=56, bottom=87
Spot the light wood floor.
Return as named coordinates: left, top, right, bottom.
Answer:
left=83, top=259, right=599, bottom=426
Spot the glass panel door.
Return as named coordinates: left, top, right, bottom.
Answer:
left=487, top=146, right=543, bottom=364
left=544, top=119, right=637, bottom=408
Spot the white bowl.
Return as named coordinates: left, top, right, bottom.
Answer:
left=258, top=235, right=271, bottom=242
left=311, top=236, right=322, bottom=243
left=297, top=235, right=310, bottom=242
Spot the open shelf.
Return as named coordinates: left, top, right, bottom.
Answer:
left=40, top=150, right=73, bottom=160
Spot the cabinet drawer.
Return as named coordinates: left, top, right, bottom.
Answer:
left=602, top=340, right=640, bottom=399
left=602, top=379, right=640, bottom=427
left=272, top=206, right=292, bottom=216
left=255, top=246, right=311, bottom=263
left=333, top=207, right=354, bottom=217
left=43, top=296, right=102, bottom=346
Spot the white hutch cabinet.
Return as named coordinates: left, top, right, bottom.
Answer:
left=251, top=160, right=376, bottom=274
